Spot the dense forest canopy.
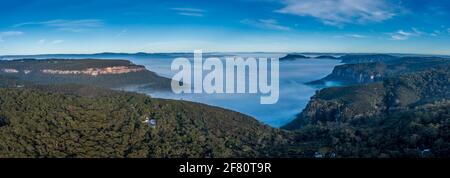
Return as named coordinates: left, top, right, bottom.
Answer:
left=0, top=87, right=289, bottom=158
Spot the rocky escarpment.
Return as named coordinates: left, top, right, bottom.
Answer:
left=283, top=83, right=387, bottom=129
left=3, top=66, right=147, bottom=76
left=284, top=65, right=450, bottom=130
left=308, top=62, right=387, bottom=86
left=308, top=57, right=450, bottom=86
left=41, top=66, right=146, bottom=76
left=281, top=56, right=450, bottom=158
left=282, top=65, right=450, bottom=158
left=0, top=59, right=171, bottom=89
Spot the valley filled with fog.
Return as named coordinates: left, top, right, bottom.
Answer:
left=125, top=53, right=341, bottom=127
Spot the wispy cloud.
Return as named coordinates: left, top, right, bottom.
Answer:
left=36, top=39, right=64, bottom=45
left=388, top=28, right=422, bottom=40
left=348, top=34, right=367, bottom=38
left=37, top=39, right=46, bottom=45
left=430, top=30, right=441, bottom=37
left=50, top=40, right=64, bottom=45
left=171, top=8, right=205, bottom=13
left=171, top=7, right=205, bottom=17
left=115, top=29, right=128, bottom=38
left=333, top=34, right=368, bottom=39
left=0, top=31, right=23, bottom=42
left=241, top=19, right=291, bottom=31
left=13, top=19, right=103, bottom=32
left=178, top=12, right=204, bottom=17
left=276, top=0, right=398, bottom=26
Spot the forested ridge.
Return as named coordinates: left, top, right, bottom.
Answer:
left=0, top=59, right=171, bottom=89
left=283, top=58, right=450, bottom=158
left=0, top=87, right=288, bottom=158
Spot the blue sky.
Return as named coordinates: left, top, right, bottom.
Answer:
left=0, top=0, right=449, bottom=55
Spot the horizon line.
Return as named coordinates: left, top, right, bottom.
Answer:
left=1, top=51, right=450, bottom=57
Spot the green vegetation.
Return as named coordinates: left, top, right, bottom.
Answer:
left=283, top=64, right=450, bottom=158
left=0, top=59, right=291, bottom=158
left=282, top=100, right=450, bottom=158
left=309, top=56, right=450, bottom=85
left=0, top=57, right=449, bottom=158
left=0, top=86, right=288, bottom=158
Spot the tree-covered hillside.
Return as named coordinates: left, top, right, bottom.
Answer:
left=282, top=65, right=450, bottom=158
left=0, top=59, right=171, bottom=89
left=0, top=87, right=287, bottom=158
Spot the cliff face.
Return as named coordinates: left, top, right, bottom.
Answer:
left=41, top=66, right=146, bottom=76
left=283, top=83, right=387, bottom=129
left=282, top=56, right=450, bottom=158
left=0, top=59, right=172, bottom=89
left=282, top=66, right=450, bottom=158
left=1, top=68, right=19, bottom=73
left=309, top=62, right=387, bottom=86
left=308, top=57, right=450, bottom=86
left=2, top=66, right=147, bottom=76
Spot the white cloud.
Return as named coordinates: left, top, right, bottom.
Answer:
left=276, top=0, right=398, bottom=26
left=35, top=39, right=64, bottom=45
left=347, top=34, right=367, bottom=38
left=333, top=34, right=368, bottom=39
left=14, top=19, right=103, bottom=32
left=411, top=27, right=424, bottom=35
left=388, top=29, right=421, bottom=40
left=171, top=7, right=205, bottom=17
left=171, top=8, right=205, bottom=13
left=0, top=31, right=23, bottom=42
left=177, top=12, right=204, bottom=17
left=241, top=19, right=291, bottom=31
left=430, top=30, right=441, bottom=37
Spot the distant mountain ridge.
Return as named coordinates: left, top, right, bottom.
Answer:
left=279, top=54, right=311, bottom=60
left=278, top=53, right=450, bottom=62
left=279, top=54, right=341, bottom=61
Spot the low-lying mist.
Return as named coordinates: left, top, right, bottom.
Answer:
left=126, top=53, right=341, bottom=127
